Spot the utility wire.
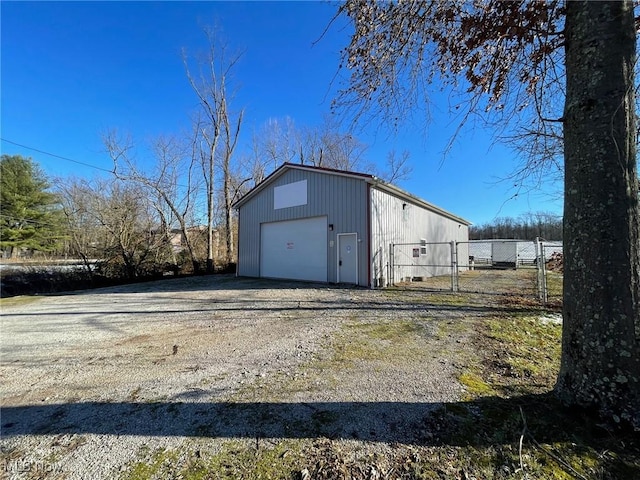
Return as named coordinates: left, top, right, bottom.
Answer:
left=0, top=138, right=114, bottom=174
left=1, top=138, right=199, bottom=190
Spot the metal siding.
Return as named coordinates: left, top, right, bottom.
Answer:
left=370, top=187, right=469, bottom=286
left=237, top=168, right=369, bottom=286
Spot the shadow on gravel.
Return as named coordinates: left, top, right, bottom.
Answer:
left=1, top=295, right=541, bottom=320
left=55, top=275, right=357, bottom=296
left=0, top=274, right=350, bottom=299
left=0, top=394, right=614, bottom=449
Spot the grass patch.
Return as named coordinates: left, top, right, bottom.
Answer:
left=0, top=295, right=41, bottom=308
left=444, top=309, right=640, bottom=479
left=458, top=371, right=495, bottom=398
left=329, top=319, right=426, bottom=365
left=383, top=288, right=478, bottom=307
left=453, top=313, right=561, bottom=399
left=121, top=441, right=305, bottom=480
left=482, top=314, right=561, bottom=396
left=545, top=271, right=563, bottom=299
left=196, top=440, right=302, bottom=480
left=120, top=429, right=640, bottom=480
left=422, top=393, right=640, bottom=480
left=122, top=448, right=179, bottom=480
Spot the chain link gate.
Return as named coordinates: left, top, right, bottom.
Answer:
left=389, top=241, right=458, bottom=291
left=389, top=239, right=563, bottom=305
left=454, top=240, right=539, bottom=297
left=536, top=240, right=564, bottom=304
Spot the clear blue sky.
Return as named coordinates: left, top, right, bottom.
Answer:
left=1, top=1, right=563, bottom=225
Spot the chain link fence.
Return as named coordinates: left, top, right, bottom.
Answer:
left=388, top=241, right=456, bottom=291
left=537, top=241, right=563, bottom=305
left=388, top=239, right=563, bottom=305
left=459, top=240, right=539, bottom=296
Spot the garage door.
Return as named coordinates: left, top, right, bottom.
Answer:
left=260, top=216, right=327, bottom=282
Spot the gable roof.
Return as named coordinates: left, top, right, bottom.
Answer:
left=234, top=162, right=471, bottom=226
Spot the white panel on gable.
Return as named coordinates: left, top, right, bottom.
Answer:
left=274, top=180, right=307, bottom=210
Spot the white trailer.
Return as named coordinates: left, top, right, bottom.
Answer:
left=491, top=240, right=518, bottom=268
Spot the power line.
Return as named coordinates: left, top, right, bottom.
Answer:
left=0, top=138, right=114, bottom=174
left=1, top=137, right=205, bottom=191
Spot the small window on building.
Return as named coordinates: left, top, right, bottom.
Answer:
left=420, top=238, right=427, bottom=255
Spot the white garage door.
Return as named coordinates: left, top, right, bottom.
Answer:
left=260, top=216, right=327, bottom=282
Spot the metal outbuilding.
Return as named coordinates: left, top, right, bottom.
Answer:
left=234, top=163, right=471, bottom=288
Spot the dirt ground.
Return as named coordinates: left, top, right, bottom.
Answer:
left=0, top=273, right=539, bottom=479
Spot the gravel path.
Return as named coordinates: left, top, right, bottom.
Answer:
left=1, top=275, right=470, bottom=479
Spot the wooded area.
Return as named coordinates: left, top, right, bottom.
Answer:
left=469, top=212, right=562, bottom=240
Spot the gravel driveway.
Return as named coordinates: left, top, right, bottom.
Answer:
left=1, top=275, right=469, bottom=479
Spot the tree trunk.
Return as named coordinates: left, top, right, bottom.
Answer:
left=177, top=218, right=200, bottom=274
left=224, top=170, right=233, bottom=264
left=206, top=135, right=217, bottom=274
left=558, top=0, right=640, bottom=427
left=206, top=166, right=215, bottom=274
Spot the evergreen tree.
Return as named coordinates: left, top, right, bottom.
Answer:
left=0, top=155, right=64, bottom=257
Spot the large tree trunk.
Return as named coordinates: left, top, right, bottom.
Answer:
left=558, top=0, right=640, bottom=427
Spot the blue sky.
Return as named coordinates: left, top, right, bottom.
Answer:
left=1, top=1, right=563, bottom=225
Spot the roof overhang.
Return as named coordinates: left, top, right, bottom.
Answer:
left=370, top=179, right=472, bottom=226
left=234, top=162, right=471, bottom=226
left=233, top=163, right=375, bottom=209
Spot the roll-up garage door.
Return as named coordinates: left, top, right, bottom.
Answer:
left=260, top=216, right=327, bottom=282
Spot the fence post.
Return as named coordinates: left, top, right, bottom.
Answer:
left=389, top=243, right=394, bottom=286
left=450, top=241, right=458, bottom=292
left=535, top=238, right=543, bottom=301
left=541, top=243, right=548, bottom=304
left=454, top=241, right=460, bottom=292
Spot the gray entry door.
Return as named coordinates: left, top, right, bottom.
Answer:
left=338, top=233, right=358, bottom=284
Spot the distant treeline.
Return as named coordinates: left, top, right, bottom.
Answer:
left=470, top=212, right=562, bottom=241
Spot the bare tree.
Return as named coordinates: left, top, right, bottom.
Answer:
left=257, top=117, right=300, bottom=169
left=104, top=131, right=202, bottom=273
left=249, top=114, right=413, bottom=186
left=335, top=0, right=639, bottom=427
left=311, top=116, right=371, bottom=171
left=57, top=177, right=169, bottom=279
left=252, top=115, right=377, bottom=174
left=57, top=178, right=104, bottom=273
left=221, top=94, right=244, bottom=264
left=381, top=149, right=412, bottom=184
left=97, top=181, right=160, bottom=278
left=184, top=28, right=244, bottom=270
left=243, top=134, right=270, bottom=187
